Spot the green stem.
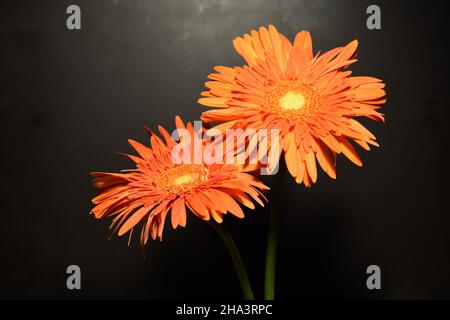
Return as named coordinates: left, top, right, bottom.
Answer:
left=209, top=221, right=255, bottom=300
left=264, top=160, right=286, bottom=300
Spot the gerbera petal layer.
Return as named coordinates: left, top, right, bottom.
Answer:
left=199, top=25, right=386, bottom=186
left=90, top=117, right=268, bottom=247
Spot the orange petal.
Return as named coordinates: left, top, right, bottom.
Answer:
left=210, top=209, right=223, bottom=223
left=186, top=193, right=210, bottom=220
left=128, top=139, right=152, bottom=159
left=285, top=133, right=299, bottom=178
left=226, top=189, right=256, bottom=210
left=305, top=150, right=318, bottom=183
left=337, top=136, right=363, bottom=167
left=171, top=198, right=186, bottom=229
left=315, top=142, right=336, bottom=179
left=118, top=206, right=149, bottom=236
left=216, top=190, right=245, bottom=218
left=268, top=25, right=285, bottom=73
left=293, top=30, right=313, bottom=60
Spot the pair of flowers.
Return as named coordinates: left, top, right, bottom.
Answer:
left=91, top=25, right=386, bottom=298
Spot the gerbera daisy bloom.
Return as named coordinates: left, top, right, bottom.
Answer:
left=90, top=116, right=268, bottom=247
left=199, top=25, right=386, bottom=186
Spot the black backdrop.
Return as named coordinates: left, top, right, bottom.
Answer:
left=1, top=0, right=449, bottom=299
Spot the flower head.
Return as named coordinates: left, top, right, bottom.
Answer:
left=199, top=25, right=386, bottom=186
left=90, top=117, right=268, bottom=247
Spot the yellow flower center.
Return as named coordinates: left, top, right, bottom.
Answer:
left=157, top=165, right=208, bottom=193
left=279, top=91, right=305, bottom=110
left=174, top=174, right=195, bottom=185
left=264, top=81, right=321, bottom=119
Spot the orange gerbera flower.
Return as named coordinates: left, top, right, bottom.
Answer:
left=199, top=25, right=386, bottom=186
left=90, top=117, right=268, bottom=247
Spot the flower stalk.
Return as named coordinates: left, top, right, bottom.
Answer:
left=209, top=221, right=255, bottom=300
left=264, top=160, right=286, bottom=300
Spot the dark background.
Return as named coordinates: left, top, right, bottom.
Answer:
left=1, top=0, right=449, bottom=299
